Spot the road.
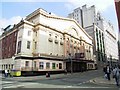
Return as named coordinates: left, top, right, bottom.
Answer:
left=1, top=69, right=119, bottom=89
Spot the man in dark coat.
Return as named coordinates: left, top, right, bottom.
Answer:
left=103, top=65, right=111, bottom=80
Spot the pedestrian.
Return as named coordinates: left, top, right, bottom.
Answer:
left=103, top=65, right=111, bottom=80
left=103, top=65, right=107, bottom=79
left=8, top=70, right=10, bottom=77
left=106, top=65, right=111, bottom=80
left=46, top=71, right=50, bottom=77
left=103, top=65, right=106, bottom=73
left=4, top=69, right=8, bottom=78
left=48, top=72, right=50, bottom=77
left=113, top=65, right=120, bottom=86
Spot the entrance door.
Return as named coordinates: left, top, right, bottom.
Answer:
left=66, top=62, right=87, bottom=72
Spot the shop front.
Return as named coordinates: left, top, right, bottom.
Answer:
left=66, top=59, right=94, bottom=72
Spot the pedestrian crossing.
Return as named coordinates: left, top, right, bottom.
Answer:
left=2, top=81, right=24, bottom=88
left=2, top=81, right=30, bottom=88
left=2, top=80, right=38, bottom=88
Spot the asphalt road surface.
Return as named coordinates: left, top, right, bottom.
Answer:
left=1, top=69, right=120, bottom=90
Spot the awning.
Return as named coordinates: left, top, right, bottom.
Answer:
left=65, top=58, right=94, bottom=63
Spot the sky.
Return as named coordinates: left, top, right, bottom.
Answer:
left=0, top=0, right=119, bottom=38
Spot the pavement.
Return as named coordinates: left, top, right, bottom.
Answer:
left=90, top=76, right=117, bottom=86
left=2, top=73, right=83, bottom=81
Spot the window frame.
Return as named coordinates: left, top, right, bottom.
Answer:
left=28, top=30, right=31, bottom=36
left=25, top=61, right=29, bottom=67
left=35, top=42, right=37, bottom=49
left=34, top=61, right=37, bottom=68
left=39, top=62, right=44, bottom=69
left=46, top=62, right=50, bottom=69
left=52, top=63, right=56, bottom=69
left=27, top=41, right=31, bottom=49
left=17, top=41, right=21, bottom=54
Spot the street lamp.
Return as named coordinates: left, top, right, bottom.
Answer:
left=68, top=53, right=73, bottom=74
left=110, top=55, right=112, bottom=68
left=12, top=56, right=15, bottom=70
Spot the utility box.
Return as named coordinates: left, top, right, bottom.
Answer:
left=10, top=70, right=21, bottom=76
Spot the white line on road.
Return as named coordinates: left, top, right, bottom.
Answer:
left=2, top=81, right=37, bottom=88
left=2, top=81, right=13, bottom=84
left=3, top=85, right=24, bottom=88
left=78, top=87, right=113, bottom=88
left=66, top=86, right=72, bottom=87
left=78, top=80, right=90, bottom=85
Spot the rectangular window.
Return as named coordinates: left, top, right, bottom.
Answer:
left=25, top=61, right=29, bottom=67
left=35, top=42, right=37, bottom=49
left=11, top=64, right=13, bottom=69
left=34, top=61, right=37, bottom=68
left=39, top=62, right=44, bottom=69
left=4, top=65, right=5, bottom=69
left=46, top=62, right=50, bottom=69
left=52, top=63, right=56, bottom=69
left=27, top=41, right=31, bottom=49
left=59, top=63, right=62, bottom=69
left=36, top=32, right=37, bottom=36
left=2, top=65, right=3, bottom=70
left=6, top=64, right=7, bottom=69
left=9, top=64, right=10, bottom=69
left=28, top=31, right=31, bottom=36
left=57, top=64, right=58, bottom=67
left=17, top=41, right=21, bottom=54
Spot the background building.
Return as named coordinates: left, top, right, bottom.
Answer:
left=85, top=24, right=105, bottom=68
left=0, top=8, right=95, bottom=75
left=115, top=0, right=120, bottom=62
left=68, top=5, right=118, bottom=68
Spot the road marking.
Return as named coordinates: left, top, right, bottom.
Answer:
left=78, top=83, right=82, bottom=85
left=78, top=86, right=113, bottom=88
left=78, top=80, right=90, bottom=85
left=3, top=85, right=24, bottom=88
left=66, top=86, right=72, bottom=87
left=2, top=82, right=13, bottom=84
left=2, top=82, right=36, bottom=88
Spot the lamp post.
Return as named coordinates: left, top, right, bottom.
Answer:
left=110, top=55, right=112, bottom=68
left=68, top=53, right=73, bottom=74
left=12, top=56, right=15, bottom=70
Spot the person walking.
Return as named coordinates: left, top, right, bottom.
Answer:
left=106, top=65, right=111, bottom=80
left=4, top=69, right=8, bottom=78
left=113, top=65, right=120, bottom=86
left=103, top=65, right=107, bottom=79
left=103, top=65, right=111, bottom=80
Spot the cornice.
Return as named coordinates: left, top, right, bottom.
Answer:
left=25, top=8, right=92, bottom=40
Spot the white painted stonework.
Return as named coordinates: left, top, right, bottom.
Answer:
left=1, top=8, right=95, bottom=71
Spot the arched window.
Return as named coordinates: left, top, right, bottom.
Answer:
left=67, top=27, right=79, bottom=37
